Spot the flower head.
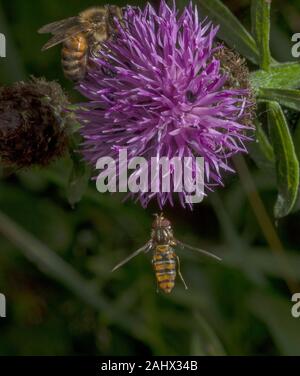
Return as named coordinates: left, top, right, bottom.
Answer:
left=77, top=1, right=254, bottom=208
left=0, top=77, right=70, bottom=168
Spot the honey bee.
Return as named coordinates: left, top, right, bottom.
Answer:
left=112, top=213, right=221, bottom=294
left=38, top=5, right=123, bottom=82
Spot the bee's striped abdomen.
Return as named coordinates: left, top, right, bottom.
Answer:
left=153, top=245, right=176, bottom=294
left=61, top=34, right=88, bottom=82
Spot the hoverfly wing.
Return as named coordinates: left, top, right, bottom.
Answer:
left=111, top=241, right=153, bottom=272
left=176, top=240, right=222, bottom=262
left=38, top=16, right=80, bottom=34
left=40, top=24, right=87, bottom=51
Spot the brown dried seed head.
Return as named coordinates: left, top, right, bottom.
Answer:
left=214, top=44, right=256, bottom=128
left=0, top=77, right=71, bottom=168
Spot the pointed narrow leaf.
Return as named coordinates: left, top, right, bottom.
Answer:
left=258, top=88, right=300, bottom=111
left=294, top=118, right=300, bottom=163
left=251, top=0, right=271, bottom=70
left=251, top=63, right=300, bottom=94
left=267, top=101, right=299, bottom=218
left=196, top=0, right=259, bottom=64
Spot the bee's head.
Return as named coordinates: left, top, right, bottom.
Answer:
left=106, top=5, right=123, bottom=22
left=104, top=5, right=124, bottom=35
left=152, top=213, right=171, bottom=229
left=106, top=5, right=123, bottom=18
left=80, top=7, right=106, bottom=24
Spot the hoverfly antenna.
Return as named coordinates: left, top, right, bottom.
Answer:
left=159, top=212, right=164, bottom=226
left=153, top=213, right=164, bottom=226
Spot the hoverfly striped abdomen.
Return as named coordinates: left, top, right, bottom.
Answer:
left=153, top=245, right=176, bottom=294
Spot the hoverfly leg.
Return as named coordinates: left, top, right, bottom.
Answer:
left=176, top=240, right=222, bottom=262
left=176, top=255, right=188, bottom=290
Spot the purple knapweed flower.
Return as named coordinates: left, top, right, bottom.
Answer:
left=76, top=1, right=254, bottom=208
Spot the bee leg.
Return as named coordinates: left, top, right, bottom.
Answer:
left=176, top=255, right=188, bottom=290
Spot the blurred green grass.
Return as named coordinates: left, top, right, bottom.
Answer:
left=1, top=0, right=300, bottom=356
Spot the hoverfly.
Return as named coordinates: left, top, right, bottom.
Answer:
left=112, top=213, right=221, bottom=294
left=38, top=5, right=123, bottom=81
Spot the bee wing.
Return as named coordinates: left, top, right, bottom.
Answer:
left=38, top=16, right=80, bottom=34
left=176, top=240, right=222, bottom=261
left=111, top=241, right=153, bottom=272
left=40, top=24, right=88, bottom=51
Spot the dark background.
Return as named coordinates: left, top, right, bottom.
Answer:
left=1, top=0, right=300, bottom=356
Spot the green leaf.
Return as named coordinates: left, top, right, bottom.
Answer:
left=258, top=88, right=300, bottom=111
left=255, top=120, right=275, bottom=162
left=292, top=118, right=300, bottom=213
left=251, top=63, right=300, bottom=94
left=294, top=117, right=300, bottom=163
left=267, top=101, right=299, bottom=218
left=251, top=0, right=272, bottom=70
left=196, top=0, right=259, bottom=64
